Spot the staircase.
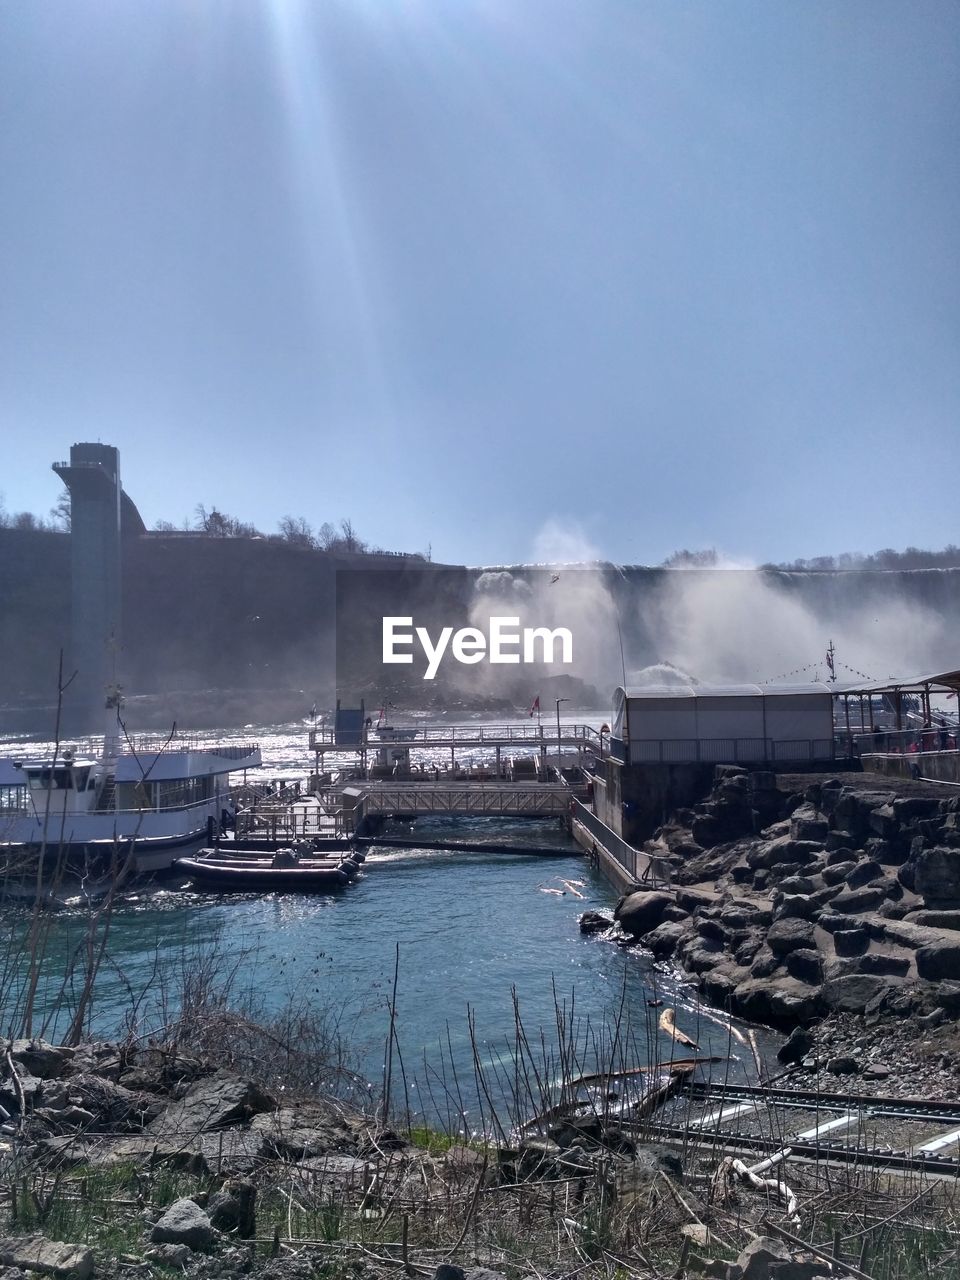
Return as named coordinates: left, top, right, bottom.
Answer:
left=96, top=778, right=116, bottom=812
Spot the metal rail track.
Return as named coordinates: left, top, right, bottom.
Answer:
left=685, top=1080, right=960, bottom=1124
left=630, top=1080, right=960, bottom=1178
left=640, top=1119, right=960, bottom=1178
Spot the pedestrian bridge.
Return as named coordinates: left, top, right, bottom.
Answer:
left=345, top=781, right=587, bottom=830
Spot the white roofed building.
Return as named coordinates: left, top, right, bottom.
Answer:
left=611, top=682, right=835, bottom=766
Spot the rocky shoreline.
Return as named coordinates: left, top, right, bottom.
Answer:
left=2, top=1027, right=954, bottom=1280
left=596, top=766, right=960, bottom=1094
left=0, top=1034, right=804, bottom=1280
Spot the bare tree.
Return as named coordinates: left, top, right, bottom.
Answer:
left=278, top=515, right=316, bottom=549
left=50, top=491, right=71, bottom=532
left=194, top=504, right=260, bottom=538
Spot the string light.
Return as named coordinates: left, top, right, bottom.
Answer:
left=760, top=657, right=877, bottom=685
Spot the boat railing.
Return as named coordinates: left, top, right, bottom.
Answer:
left=97, top=794, right=231, bottom=816
left=20, top=734, right=261, bottom=761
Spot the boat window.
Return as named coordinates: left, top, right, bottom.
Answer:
left=0, top=785, right=29, bottom=812
left=153, top=776, right=214, bottom=808
left=73, top=766, right=91, bottom=791
left=26, top=767, right=74, bottom=791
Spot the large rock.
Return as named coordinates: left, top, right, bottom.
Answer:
left=750, top=948, right=781, bottom=978
left=845, top=860, right=884, bottom=890
left=777, top=1026, right=814, bottom=1064
left=785, top=949, right=823, bottom=984
left=148, top=1070, right=276, bottom=1138
left=579, top=911, right=613, bottom=935
left=894, top=797, right=943, bottom=823
left=778, top=875, right=816, bottom=896
left=207, top=1178, right=256, bottom=1237
left=150, top=1198, right=216, bottom=1251
left=732, top=977, right=824, bottom=1026
left=737, top=1236, right=792, bottom=1280
left=59, top=1073, right=161, bottom=1132
left=915, top=847, right=960, bottom=907
left=790, top=814, right=829, bottom=843
left=819, top=855, right=855, bottom=885
left=767, top=918, right=816, bottom=955
left=830, top=885, right=887, bottom=914
left=641, top=920, right=687, bottom=958
left=857, top=953, right=910, bottom=977
left=747, top=837, right=822, bottom=871
left=906, top=910, right=960, bottom=931
left=0, top=1236, right=93, bottom=1278
left=833, top=928, right=869, bottom=956
left=9, top=1041, right=75, bottom=1080
left=822, top=974, right=889, bottom=1012
left=773, top=894, right=818, bottom=921
left=614, top=891, right=672, bottom=937
left=868, top=805, right=900, bottom=839
left=916, top=940, right=960, bottom=982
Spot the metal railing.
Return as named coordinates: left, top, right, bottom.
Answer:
left=353, top=781, right=586, bottom=826
left=15, top=734, right=260, bottom=761
left=856, top=726, right=960, bottom=755
left=570, top=800, right=671, bottom=887
left=613, top=737, right=834, bottom=765
left=309, top=723, right=601, bottom=749
left=236, top=806, right=347, bottom=841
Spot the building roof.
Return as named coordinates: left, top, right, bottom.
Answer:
left=836, top=668, right=960, bottom=696
left=617, top=682, right=834, bottom=700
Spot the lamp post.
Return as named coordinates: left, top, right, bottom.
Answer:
left=555, top=698, right=569, bottom=776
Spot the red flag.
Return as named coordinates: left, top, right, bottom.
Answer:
left=529, top=695, right=540, bottom=717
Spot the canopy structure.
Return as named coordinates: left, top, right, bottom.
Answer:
left=835, top=668, right=960, bottom=733
left=837, top=669, right=960, bottom=697
left=612, top=683, right=835, bottom=765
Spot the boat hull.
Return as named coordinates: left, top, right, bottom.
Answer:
left=176, top=857, right=352, bottom=893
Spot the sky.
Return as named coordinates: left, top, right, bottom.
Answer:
left=1, top=0, right=958, bottom=567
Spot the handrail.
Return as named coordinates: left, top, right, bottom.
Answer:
left=309, top=723, right=601, bottom=748
left=857, top=725, right=959, bottom=754
left=10, top=736, right=260, bottom=762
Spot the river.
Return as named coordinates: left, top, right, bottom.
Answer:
left=1, top=719, right=775, bottom=1124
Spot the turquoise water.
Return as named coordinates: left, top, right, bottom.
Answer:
left=2, top=722, right=773, bottom=1122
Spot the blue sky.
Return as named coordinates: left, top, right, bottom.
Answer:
left=2, top=0, right=957, bottom=566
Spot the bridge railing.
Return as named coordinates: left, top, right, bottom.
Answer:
left=309, top=723, right=601, bottom=749
left=350, top=781, right=587, bottom=828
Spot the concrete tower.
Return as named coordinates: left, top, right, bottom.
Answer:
left=53, top=443, right=123, bottom=731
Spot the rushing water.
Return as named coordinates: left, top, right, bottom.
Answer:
left=2, top=719, right=775, bottom=1122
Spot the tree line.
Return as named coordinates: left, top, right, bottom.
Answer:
left=662, top=546, right=960, bottom=571
left=0, top=492, right=428, bottom=560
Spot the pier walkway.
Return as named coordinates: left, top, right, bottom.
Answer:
left=234, top=781, right=588, bottom=842
left=309, top=722, right=602, bottom=755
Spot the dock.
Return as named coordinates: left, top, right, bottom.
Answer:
left=228, top=717, right=600, bottom=851
left=235, top=780, right=589, bottom=841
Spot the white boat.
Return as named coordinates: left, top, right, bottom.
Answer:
left=0, top=704, right=261, bottom=874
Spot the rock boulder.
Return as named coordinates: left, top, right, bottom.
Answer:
left=614, top=891, right=673, bottom=937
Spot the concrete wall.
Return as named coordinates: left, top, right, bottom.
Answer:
left=593, top=756, right=715, bottom=843
left=862, top=751, right=960, bottom=786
